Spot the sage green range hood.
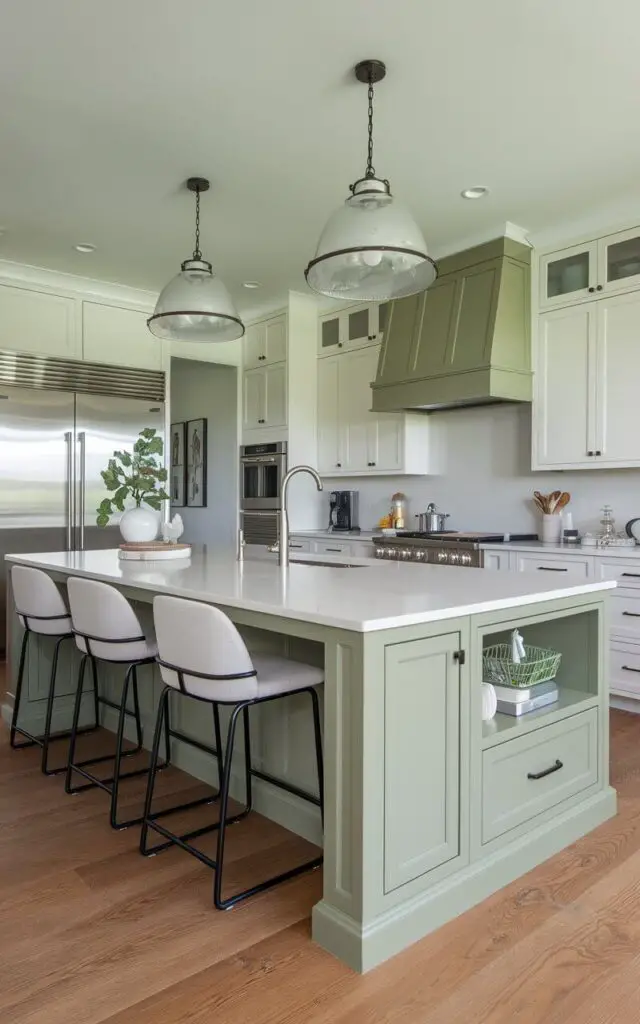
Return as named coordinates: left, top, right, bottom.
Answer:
left=371, top=237, right=532, bottom=412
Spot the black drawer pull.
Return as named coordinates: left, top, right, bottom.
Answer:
left=527, top=759, right=563, bottom=781
left=622, top=573, right=640, bottom=578
left=324, top=547, right=342, bottom=553
left=289, top=544, right=304, bottom=549
left=537, top=566, right=568, bottom=572
left=622, top=665, right=640, bottom=674
left=622, top=611, right=640, bottom=618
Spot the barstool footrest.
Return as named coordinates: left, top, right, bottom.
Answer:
left=141, top=803, right=250, bottom=857
left=10, top=721, right=99, bottom=750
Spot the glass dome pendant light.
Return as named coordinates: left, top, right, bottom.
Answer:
left=148, top=177, right=245, bottom=343
left=305, top=60, right=437, bottom=302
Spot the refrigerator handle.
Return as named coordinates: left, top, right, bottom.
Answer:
left=64, top=431, right=73, bottom=551
left=78, top=431, right=86, bottom=550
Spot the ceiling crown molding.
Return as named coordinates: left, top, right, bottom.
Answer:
left=0, top=258, right=158, bottom=311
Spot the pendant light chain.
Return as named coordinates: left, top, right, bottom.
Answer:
left=193, top=186, right=202, bottom=260
left=365, top=75, right=376, bottom=179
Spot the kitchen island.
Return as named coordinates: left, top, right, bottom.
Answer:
left=3, top=547, right=617, bottom=972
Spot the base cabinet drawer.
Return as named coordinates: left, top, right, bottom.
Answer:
left=312, top=540, right=353, bottom=556
left=482, top=709, right=598, bottom=844
left=287, top=539, right=312, bottom=553
left=611, top=589, right=640, bottom=640
left=610, top=642, right=640, bottom=698
left=512, top=553, right=594, bottom=578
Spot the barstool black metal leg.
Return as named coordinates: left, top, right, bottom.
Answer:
left=65, top=654, right=88, bottom=794
left=91, top=656, right=100, bottom=727
left=140, top=685, right=171, bottom=854
left=40, top=634, right=71, bottom=775
left=9, top=631, right=32, bottom=749
left=213, top=703, right=223, bottom=791
left=110, top=664, right=145, bottom=829
left=164, top=688, right=172, bottom=765
left=308, top=687, right=325, bottom=825
left=131, top=664, right=143, bottom=752
left=242, top=705, right=253, bottom=814
left=213, top=703, right=245, bottom=910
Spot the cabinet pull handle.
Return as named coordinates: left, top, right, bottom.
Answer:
left=622, top=611, right=640, bottom=618
left=536, top=566, right=568, bottom=572
left=289, top=544, right=303, bottom=549
left=622, top=573, right=640, bottom=578
left=588, top=287, right=595, bottom=293
left=325, top=547, right=342, bottom=552
left=527, top=759, right=563, bottom=781
left=622, top=665, right=640, bottom=674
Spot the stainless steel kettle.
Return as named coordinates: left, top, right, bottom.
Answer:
left=415, top=502, right=450, bottom=533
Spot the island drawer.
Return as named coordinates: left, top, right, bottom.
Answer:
left=597, top=559, right=640, bottom=588
left=482, top=709, right=598, bottom=844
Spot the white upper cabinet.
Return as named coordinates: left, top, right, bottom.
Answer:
left=533, top=303, right=597, bottom=469
left=243, top=313, right=287, bottom=368
left=82, top=302, right=164, bottom=370
left=318, top=302, right=389, bottom=357
left=242, top=362, right=287, bottom=431
left=0, top=283, right=79, bottom=359
left=539, top=226, right=640, bottom=310
left=594, top=290, right=640, bottom=467
left=317, top=344, right=430, bottom=476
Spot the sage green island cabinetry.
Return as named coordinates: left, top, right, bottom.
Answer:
left=4, top=549, right=615, bottom=972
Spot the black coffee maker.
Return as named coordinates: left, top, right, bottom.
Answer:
left=328, top=490, right=359, bottom=532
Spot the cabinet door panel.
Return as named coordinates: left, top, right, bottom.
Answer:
left=242, top=367, right=265, bottom=429
left=534, top=304, right=596, bottom=468
left=317, top=356, right=341, bottom=473
left=264, top=363, right=287, bottom=428
left=341, top=347, right=377, bottom=472
left=371, top=414, right=403, bottom=472
left=83, top=302, right=163, bottom=370
left=599, top=226, right=640, bottom=296
left=243, top=323, right=265, bottom=369
left=412, top=277, right=458, bottom=376
left=0, top=284, right=78, bottom=359
left=264, top=316, right=287, bottom=364
left=347, top=305, right=371, bottom=345
left=384, top=633, right=461, bottom=892
left=595, top=291, right=640, bottom=466
left=539, top=242, right=597, bottom=309
left=319, top=314, right=341, bottom=356
left=449, top=263, right=499, bottom=371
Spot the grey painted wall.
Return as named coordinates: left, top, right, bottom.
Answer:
left=170, top=358, right=237, bottom=549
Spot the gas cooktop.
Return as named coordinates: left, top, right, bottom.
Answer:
left=372, top=532, right=539, bottom=567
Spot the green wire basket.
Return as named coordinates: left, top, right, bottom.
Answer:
left=482, top=644, right=562, bottom=688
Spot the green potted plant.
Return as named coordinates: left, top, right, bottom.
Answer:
left=96, top=428, right=170, bottom=543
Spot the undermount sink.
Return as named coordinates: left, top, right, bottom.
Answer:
left=290, top=559, right=368, bottom=569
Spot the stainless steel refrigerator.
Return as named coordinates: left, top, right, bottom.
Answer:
left=0, top=352, right=165, bottom=653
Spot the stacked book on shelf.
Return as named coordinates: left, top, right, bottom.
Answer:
left=492, top=679, right=558, bottom=717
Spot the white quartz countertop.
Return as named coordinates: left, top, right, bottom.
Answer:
left=5, top=547, right=616, bottom=633
left=481, top=540, right=640, bottom=559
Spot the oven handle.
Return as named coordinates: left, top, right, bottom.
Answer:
left=241, top=456, right=280, bottom=464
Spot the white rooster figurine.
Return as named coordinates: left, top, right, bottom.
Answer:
left=161, top=513, right=184, bottom=545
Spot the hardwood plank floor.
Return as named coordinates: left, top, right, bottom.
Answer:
left=1, top=710, right=639, bottom=1023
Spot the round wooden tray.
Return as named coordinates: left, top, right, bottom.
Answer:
left=118, top=542, right=191, bottom=561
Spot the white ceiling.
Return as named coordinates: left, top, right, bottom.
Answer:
left=1, top=0, right=640, bottom=317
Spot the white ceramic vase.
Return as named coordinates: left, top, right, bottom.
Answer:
left=119, top=505, right=159, bottom=544
left=541, top=513, right=562, bottom=544
left=481, top=682, right=498, bottom=722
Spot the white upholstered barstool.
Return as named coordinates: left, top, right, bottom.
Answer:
left=65, top=576, right=161, bottom=829
left=140, top=594, right=324, bottom=910
left=9, top=565, right=88, bottom=775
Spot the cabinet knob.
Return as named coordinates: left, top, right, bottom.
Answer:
left=587, top=450, right=594, bottom=456
left=368, top=334, right=377, bottom=341
left=335, top=462, right=341, bottom=468
left=588, top=287, right=595, bottom=293
left=258, top=418, right=265, bottom=424
left=338, top=342, right=343, bottom=348
left=596, top=450, right=602, bottom=456
left=367, top=461, right=376, bottom=467
left=596, top=285, right=603, bottom=291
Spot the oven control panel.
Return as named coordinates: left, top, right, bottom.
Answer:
left=374, top=544, right=480, bottom=567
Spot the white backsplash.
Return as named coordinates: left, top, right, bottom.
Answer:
left=331, top=404, right=640, bottom=536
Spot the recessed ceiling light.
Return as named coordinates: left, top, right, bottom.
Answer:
left=242, top=281, right=261, bottom=289
left=74, top=242, right=96, bottom=253
left=460, top=186, right=489, bottom=200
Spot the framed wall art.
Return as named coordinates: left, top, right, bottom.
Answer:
left=170, top=422, right=186, bottom=508
left=186, top=417, right=208, bottom=508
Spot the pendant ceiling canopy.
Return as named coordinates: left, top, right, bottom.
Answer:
left=148, top=177, right=244, bottom=344
left=305, top=60, right=437, bottom=302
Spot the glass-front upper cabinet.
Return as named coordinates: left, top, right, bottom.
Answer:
left=539, top=242, right=597, bottom=309
left=599, top=226, right=640, bottom=295
left=317, top=303, right=389, bottom=356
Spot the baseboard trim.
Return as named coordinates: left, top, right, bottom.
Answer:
left=313, top=787, right=617, bottom=973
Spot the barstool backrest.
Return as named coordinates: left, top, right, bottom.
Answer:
left=67, top=576, right=153, bottom=663
left=11, top=565, right=72, bottom=636
left=153, top=595, right=258, bottom=701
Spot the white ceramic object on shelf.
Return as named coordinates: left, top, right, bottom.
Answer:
left=541, top=513, right=562, bottom=544
left=481, top=682, right=497, bottom=721
left=119, top=506, right=159, bottom=544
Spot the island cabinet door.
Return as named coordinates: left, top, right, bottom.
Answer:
left=384, top=632, right=462, bottom=893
